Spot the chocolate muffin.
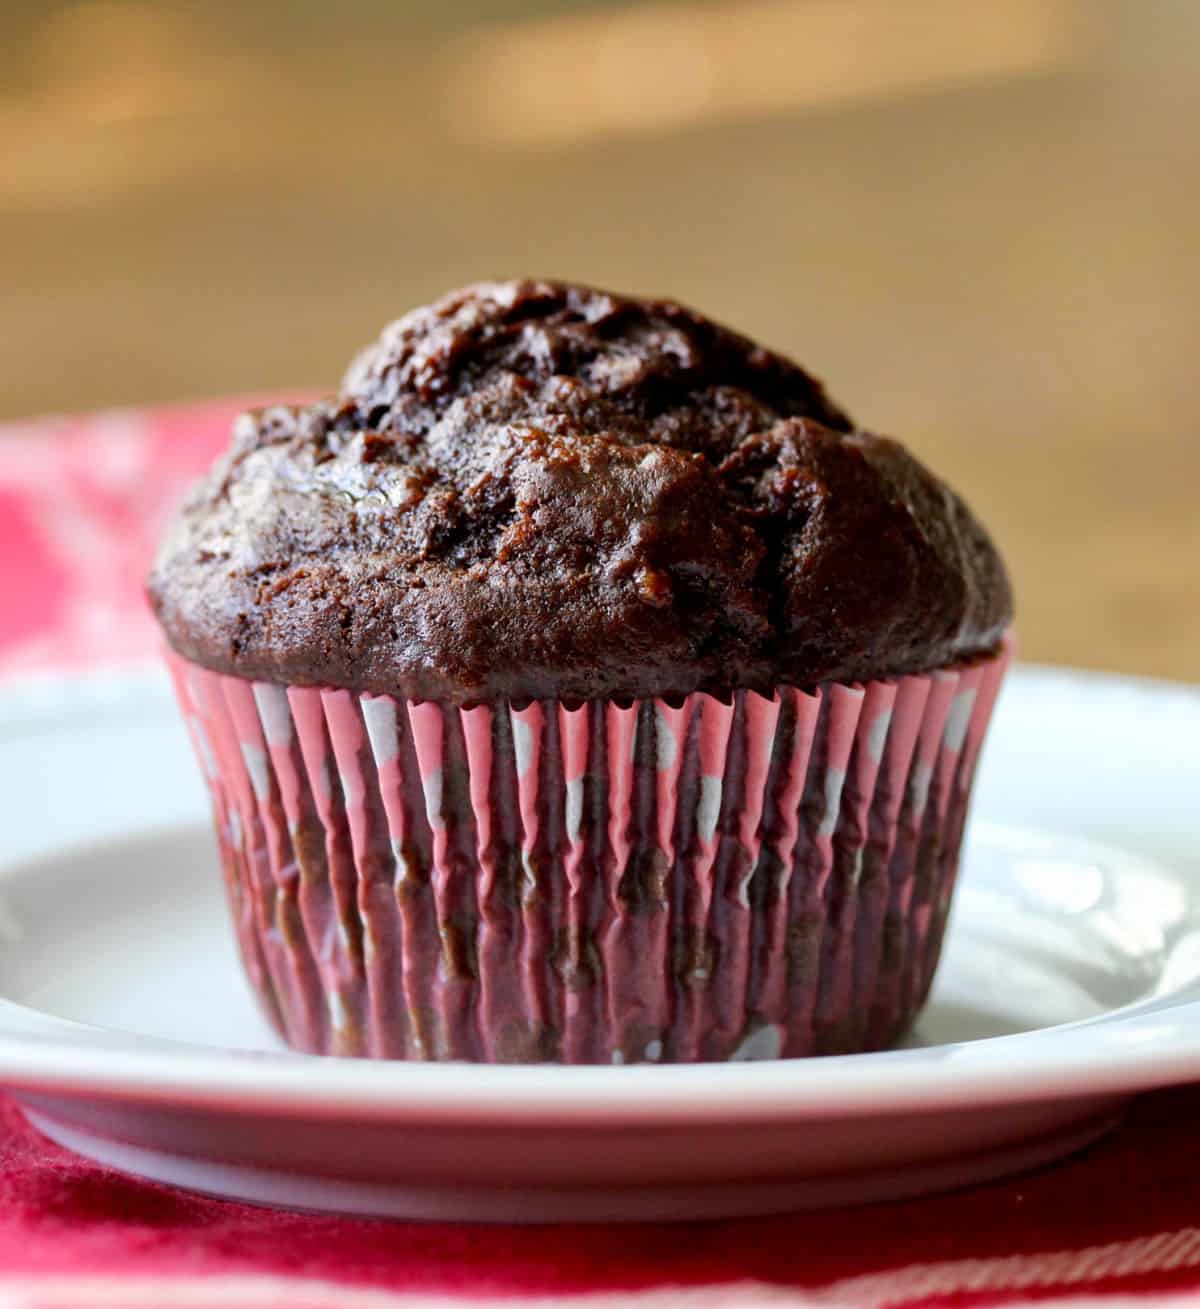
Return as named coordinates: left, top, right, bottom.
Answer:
left=151, top=279, right=1013, bottom=1063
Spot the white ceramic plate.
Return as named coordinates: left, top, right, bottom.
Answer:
left=0, top=663, right=1196, bottom=1222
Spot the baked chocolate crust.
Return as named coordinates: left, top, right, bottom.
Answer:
left=149, top=280, right=1012, bottom=701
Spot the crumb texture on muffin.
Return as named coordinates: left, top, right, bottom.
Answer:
left=149, top=279, right=1013, bottom=701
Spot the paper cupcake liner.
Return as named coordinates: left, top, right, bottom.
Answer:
left=167, top=638, right=1011, bottom=1063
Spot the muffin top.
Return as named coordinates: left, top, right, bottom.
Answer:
left=149, top=279, right=1012, bottom=703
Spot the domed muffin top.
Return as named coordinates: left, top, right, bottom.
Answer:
left=148, top=279, right=1012, bottom=702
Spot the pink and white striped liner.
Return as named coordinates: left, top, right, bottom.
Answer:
left=168, top=639, right=1011, bottom=1064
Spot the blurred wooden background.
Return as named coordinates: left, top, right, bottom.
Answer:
left=1, top=0, right=1196, bottom=681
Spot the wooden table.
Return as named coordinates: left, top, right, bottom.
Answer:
left=1, top=0, right=1195, bottom=681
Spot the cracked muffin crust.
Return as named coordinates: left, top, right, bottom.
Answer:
left=149, top=279, right=1012, bottom=703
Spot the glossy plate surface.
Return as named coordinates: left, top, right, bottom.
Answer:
left=0, top=664, right=1196, bottom=1221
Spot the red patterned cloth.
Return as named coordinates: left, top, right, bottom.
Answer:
left=0, top=403, right=1198, bottom=1309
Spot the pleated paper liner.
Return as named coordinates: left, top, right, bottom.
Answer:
left=169, top=637, right=1011, bottom=1064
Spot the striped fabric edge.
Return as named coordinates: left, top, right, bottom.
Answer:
left=2, top=1233, right=1200, bottom=1309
